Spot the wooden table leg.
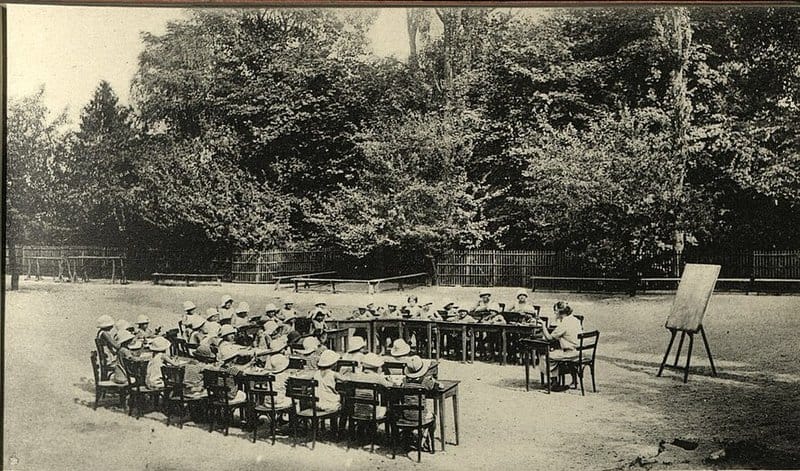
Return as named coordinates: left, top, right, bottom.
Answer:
left=427, top=324, right=433, bottom=359
left=461, top=326, right=467, bottom=363
left=470, top=330, right=476, bottom=363
left=501, top=330, right=508, bottom=365
left=452, top=393, right=459, bottom=445
left=525, top=350, right=530, bottom=391
left=438, top=396, right=446, bottom=451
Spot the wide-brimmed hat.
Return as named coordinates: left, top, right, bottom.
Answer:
left=268, top=354, right=290, bottom=374
left=479, top=290, right=491, bottom=297
left=263, top=320, right=279, bottom=336
left=183, top=300, right=196, bottom=312
left=219, top=324, right=236, bottom=337
left=317, top=350, right=340, bottom=368
left=387, top=303, right=397, bottom=308
left=404, top=355, right=430, bottom=379
left=194, top=344, right=216, bottom=360
left=205, top=308, right=219, bottom=320
left=347, top=336, right=366, bottom=353
left=264, top=303, right=278, bottom=313
left=235, top=302, right=249, bottom=314
left=314, top=299, right=327, bottom=307
left=516, top=289, right=528, bottom=299
left=295, top=336, right=320, bottom=355
left=220, top=294, right=233, bottom=306
left=115, top=319, right=132, bottom=332
left=362, top=352, right=385, bottom=369
left=443, top=301, right=455, bottom=310
left=282, top=298, right=294, bottom=306
left=116, top=329, right=134, bottom=345
left=219, top=344, right=242, bottom=362
left=129, top=340, right=143, bottom=350
left=407, top=295, right=418, bottom=303
left=135, top=314, right=150, bottom=325
left=96, top=315, right=115, bottom=329
left=149, top=336, right=171, bottom=352
left=204, top=322, right=221, bottom=337
left=390, top=339, right=411, bottom=357
left=266, top=336, right=288, bottom=354
left=188, top=315, right=206, bottom=330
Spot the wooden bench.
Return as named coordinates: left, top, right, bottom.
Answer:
left=291, top=272, right=429, bottom=294
left=152, top=272, right=222, bottom=286
left=272, top=271, right=336, bottom=290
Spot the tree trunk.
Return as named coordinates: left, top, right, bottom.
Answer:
left=406, top=8, right=420, bottom=71
left=8, top=240, right=19, bottom=291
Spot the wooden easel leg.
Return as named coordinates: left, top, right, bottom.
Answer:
left=657, top=329, right=677, bottom=377
left=700, top=325, right=717, bottom=376
left=683, top=334, right=694, bottom=383
left=673, top=331, right=686, bottom=366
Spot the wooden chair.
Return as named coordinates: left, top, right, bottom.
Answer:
left=94, top=338, right=115, bottom=380
left=335, top=359, right=359, bottom=373
left=173, top=338, right=192, bottom=358
left=90, top=351, right=128, bottom=410
left=521, top=339, right=552, bottom=393
left=244, top=374, right=293, bottom=445
left=560, top=330, right=599, bottom=396
left=122, top=357, right=166, bottom=418
left=288, top=356, right=307, bottom=370
left=574, top=314, right=585, bottom=326
left=202, top=369, right=247, bottom=435
left=338, top=380, right=386, bottom=453
left=285, top=377, right=340, bottom=449
left=386, top=385, right=436, bottom=462
left=161, top=365, right=207, bottom=428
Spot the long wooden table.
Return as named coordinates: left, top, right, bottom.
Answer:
left=331, top=318, right=543, bottom=364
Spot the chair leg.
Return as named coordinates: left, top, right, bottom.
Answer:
left=290, top=412, right=297, bottom=447
left=591, top=364, right=597, bottom=392
left=252, top=409, right=258, bottom=443
left=417, top=427, right=422, bottom=462
left=94, top=390, right=100, bottom=410
left=429, top=423, right=435, bottom=454
left=311, top=417, right=317, bottom=450
left=579, top=367, right=585, bottom=396
left=391, top=424, right=397, bottom=459
left=209, top=406, right=215, bottom=433
left=270, top=412, right=277, bottom=446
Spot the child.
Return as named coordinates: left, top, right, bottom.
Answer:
left=311, top=310, right=328, bottom=338
left=145, top=336, right=178, bottom=389
left=253, top=320, right=280, bottom=350
left=278, top=299, right=297, bottom=322
left=96, top=314, right=119, bottom=357
left=111, top=330, right=138, bottom=384
left=205, top=307, right=220, bottom=323
left=402, top=295, right=421, bottom=318
left=231, top=302, right=250, bottom=328
left=295, top=336, right=324, bottom=370
left=188, top=316, right=207, bottom=344
left=265, top=353, right=293, bottom=409
left=134, top=314, right=158, bottom=340
left=418, top=302, right=442, bottom=321
left=342, top=336, right=367, bottom=364
left=481, top=308, right=507, bottom=325
left=183, top=344, right=216, bottom=398
left=349, top=353, right=391, bottom=418
left=218, top=295, right=235, bottom=322
left=313, top=350, right=342, bottom=411
left=509, top=290, right=537, bottom=315
left=471, top=291, right=494, bottom=313
left=181, top=301, right=197, bottom=340
left=263, top=303, right=279, bottom=322
left=382, top=303, right=401, bottom=318
left=309, top=300, right=333, bottom=321
left=442, top=302, right=459, bottom=320
left=451, top=308, right=477, bottom=324
left=402, top=355, right=436, bottom=434
left=214, top=347, right=250, bottom=403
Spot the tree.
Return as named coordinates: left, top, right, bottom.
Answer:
left=309, top=112, right=489, bottom=272
left=6, top=90, right=71, bottom=289
left=70, top=81, right=140, bottom=245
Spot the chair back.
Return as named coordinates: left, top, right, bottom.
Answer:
left=386, top=385, right=427, bottom=428
left=538, top=316, right=549, bottom=328
left=382, top=360, right=406, bottom=375
left=161, top=364, right=186, bottom=399
left=286, top=377, right=319, bottom=418
left=335, top=359, right=359, bottom=373
left=288, top=356, right=307, bottom=370
left=94, top=337, right=114, bottom=374
left=532, top=305, right=542, bottom=317
left=121, top=356, right=148, bottom=391
left=577, top=330, right=599, bottom=364
left=339, top=380, right=382, bottom=421
left=244, top=374, right=279, bottom=411
left=90, top=351, right=101, bottom=385
left=574, top=314, right=585, bottom=326
left=294, top=317, right=313, bottom=336
left=173, top=338, right=191, bottom=357
left=202, top=369, right=232, bottom=405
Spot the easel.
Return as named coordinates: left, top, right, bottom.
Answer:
left=657, top=325, right=717, bottom=383
left=656, top=263, right=721, bottom=383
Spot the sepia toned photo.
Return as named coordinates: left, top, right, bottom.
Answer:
left=3, top=3, right=800, bottom=470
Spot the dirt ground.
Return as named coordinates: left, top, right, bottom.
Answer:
left=4, top=279, right=800, bottom=470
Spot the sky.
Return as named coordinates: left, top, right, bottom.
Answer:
left=7, top=5, right=410, bottom=126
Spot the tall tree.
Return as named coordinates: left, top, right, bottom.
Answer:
left=6, top=90, right=71, bottom=289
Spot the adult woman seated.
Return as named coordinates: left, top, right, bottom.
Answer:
left=539, top=301, right=583, bottom=392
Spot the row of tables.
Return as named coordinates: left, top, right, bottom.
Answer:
left=330, top=318, right=545, bottom=365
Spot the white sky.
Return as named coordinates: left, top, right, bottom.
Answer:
left=7, top=5, right=410, bottom=126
